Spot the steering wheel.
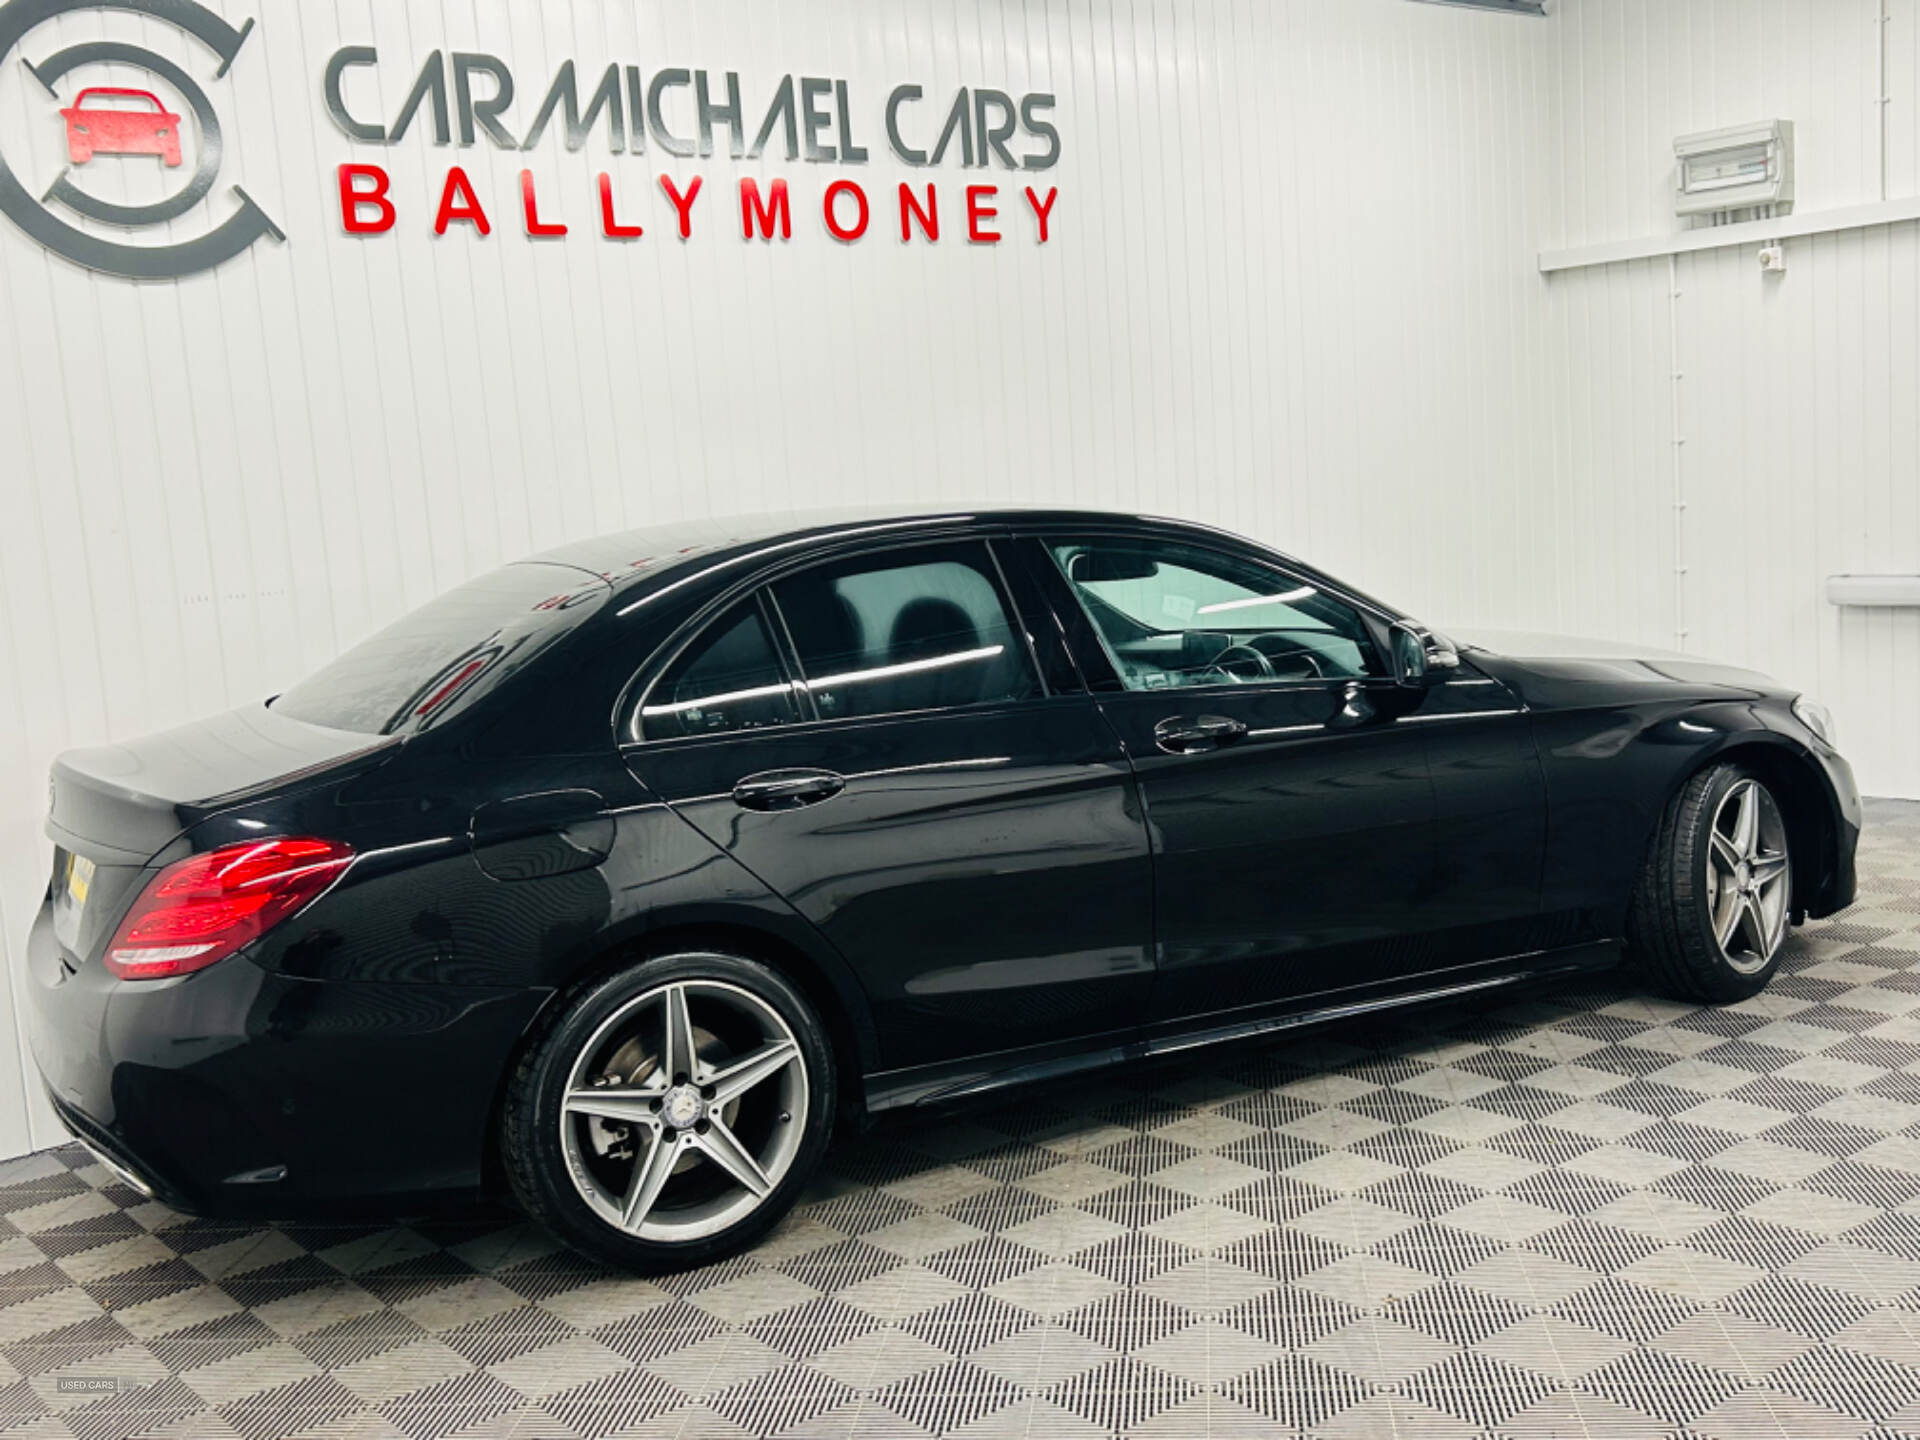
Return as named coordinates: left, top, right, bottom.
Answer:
left=1204, top=643, right=1278, bottom=684
left=1258, top=645, right=1327, bottom=681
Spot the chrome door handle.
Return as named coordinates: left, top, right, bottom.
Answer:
left=732, top=769, right=846, bottom=811
left=1153, top=714, right=1248, bottom=754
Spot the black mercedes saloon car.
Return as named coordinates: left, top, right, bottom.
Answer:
left=29, top=507, right=1859, bottom=1269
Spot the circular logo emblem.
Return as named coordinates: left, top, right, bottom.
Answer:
left=661, top=1086, right=705, bottom=1130
left=0, top=0, right=280, bottom=279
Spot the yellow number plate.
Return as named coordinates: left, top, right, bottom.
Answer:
left=66, top=853, right=94, bottom=910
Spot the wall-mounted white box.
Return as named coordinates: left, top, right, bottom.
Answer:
left=1676, top=120, right=1794, bottom=219
left=1827, top=575, right=1920, bottom=608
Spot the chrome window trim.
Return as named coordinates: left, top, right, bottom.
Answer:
left=619, top=529, right=1045, bottom=747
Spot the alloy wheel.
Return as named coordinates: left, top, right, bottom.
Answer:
left=1705, top=778, right=1791, bottom=974
left=557, top=979, right=808, bottom=1242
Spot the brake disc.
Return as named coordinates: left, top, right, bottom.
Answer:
left=586, top=1026, right=742, bottom=1173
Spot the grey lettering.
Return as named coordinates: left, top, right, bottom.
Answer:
left=974, top=88, right=1017, bottom=169
left=625, top=67, right=647, bottom=154
left=749, top=75, right=798, bottom=161
left=696, top=70, right=745, bottom=158
left=521, top=61, right=624, bottom=152
left=799, top=76, right=834, bottom=161
left=391, top=50, right=450, bottom=146
left=323, top=46, right=384, bottom=142
left=1020, top=93, right=1060, bottom=169
left=930, top=88, right=973, bottom=168
left=886, top=84, right=925, bottom=165
left=453, top=52, right=516, bottom=147
left=834, top=80, right=868, bottom=163
left=647, top=68, right=695, bottom=156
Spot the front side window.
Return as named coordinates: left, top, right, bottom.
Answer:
left=771, top=543, right=1039, bottom=721
left=1051, top=538, right=1382, bottom=690
left=640, top=600, right=801, bottom=740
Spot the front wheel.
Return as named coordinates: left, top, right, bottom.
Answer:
left=501, top=951, right=835, bottom=1271
left=1628, top=763, right=1794, bottom=1003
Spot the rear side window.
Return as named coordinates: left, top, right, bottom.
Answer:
left=638, top=601, right=801, bottom=740
left=272, top=564, right=606, bottom=734
left=771, top=542, right=1039, bottom=721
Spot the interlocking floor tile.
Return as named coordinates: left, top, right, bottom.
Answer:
left=6, top=802, right=1920, bottom=1436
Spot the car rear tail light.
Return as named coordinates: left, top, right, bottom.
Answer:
left=105, top=838, right=354, bottom=980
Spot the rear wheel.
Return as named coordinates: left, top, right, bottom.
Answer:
left=502, top=951, right=835, bottom=1271
left=1629, top=763, right=1794, bottom=1002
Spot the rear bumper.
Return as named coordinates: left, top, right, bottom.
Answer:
left=25, top=901, right=548, bottom=1220
left=44, top=1090, right=171, bottom=1205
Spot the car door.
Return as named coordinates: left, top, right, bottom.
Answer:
left=619, top=536, right=1156, bottom=1075
left=1016, top=531, right=1441, bottom=1027
left=1400, top=658, right=1550, bottom=966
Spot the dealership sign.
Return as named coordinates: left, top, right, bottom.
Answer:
left=323, top=51, right=1061, bottom=246
left=0, top=0, right=280, bottom=279
left=0, top=2, right=1061, bottom=281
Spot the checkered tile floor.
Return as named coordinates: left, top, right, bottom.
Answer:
left=4, top=800, right=1919, bottom=1440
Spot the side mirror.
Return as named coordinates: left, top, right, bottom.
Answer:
left=1390, top=621, right=1460, bottom=688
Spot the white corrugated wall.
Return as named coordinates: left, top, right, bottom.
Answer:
left=0, top=0, right=1913, bottom=1163
left=1543, top=0, right=1920, bottom=807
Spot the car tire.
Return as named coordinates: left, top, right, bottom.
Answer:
left=1628, top=762, right=1795, bottom=1004
left=501, top=950, right=835, bottom=1272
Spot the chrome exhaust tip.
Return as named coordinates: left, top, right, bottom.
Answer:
left=78, top=1140, right=154, bottom=1200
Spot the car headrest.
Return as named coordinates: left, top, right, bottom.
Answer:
left=780, top=586, right=864, bottom=671
left=888, top=597, right=980, bottom=665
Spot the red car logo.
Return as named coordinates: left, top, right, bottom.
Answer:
left=61, top=87, right=183, bottom=168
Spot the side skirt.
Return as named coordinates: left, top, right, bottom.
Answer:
left=864, top=941, right=1621, bottom=1113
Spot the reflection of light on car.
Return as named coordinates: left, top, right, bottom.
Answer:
left=639, top=646, right=1006, bottom=722
left=1197, top=586, right=1317, bottom=615
left=805, top=645, right=1003, bottom=692
left=851, top=756, right=1013, bottom=781
left=530, top=586, right=601, bottom=612
left=1555, top=720, right=1639, bottom=760
left=642, top=680, right=798, bottom=720
left=410, top=653, right=494, bottom=720
left=61, top=87, right=183, bottom=167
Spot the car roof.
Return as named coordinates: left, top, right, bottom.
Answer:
left=515, top=504, right=1402, bottom=623
left=521, top=505, right=1236, bottom=588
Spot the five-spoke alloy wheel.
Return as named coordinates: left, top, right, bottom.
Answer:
left=503, top=952, right=834, bottom=1271
left=1703, top=777, right=1792, bottom=973
left=1629, top=762, right=1796, bottom=1002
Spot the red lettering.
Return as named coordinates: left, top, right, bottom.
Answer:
left=659, top=174, right=702, bottom=239
left=338, top=163, right=395, bottom=235
left=823, top=179, right=869, bottom=242
left=598, top=173, right=643, bottom=238
left=739, top=176, right=791, bottom=241
left=520, top=170, right=567, bottom=237
left=1025, top=186, right=1057, bottom=244
left=966, top=184, right=1000, bottom=244
left=898, top=182, right=938, bottom=242
left=433, top=167, right=491, bottom=237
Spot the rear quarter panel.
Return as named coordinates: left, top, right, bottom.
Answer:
left=200, top=735, right=884, bottom=1072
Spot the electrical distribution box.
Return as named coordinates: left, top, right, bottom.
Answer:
left=1674, top=120, right=1794, bottom=221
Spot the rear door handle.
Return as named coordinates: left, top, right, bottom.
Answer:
left=1153, top=714, right=1248, bottom=755
left=732, top=768, right=846, bottom=811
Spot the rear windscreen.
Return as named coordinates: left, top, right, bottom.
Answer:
left=271, top=563, right=608, bottom=735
